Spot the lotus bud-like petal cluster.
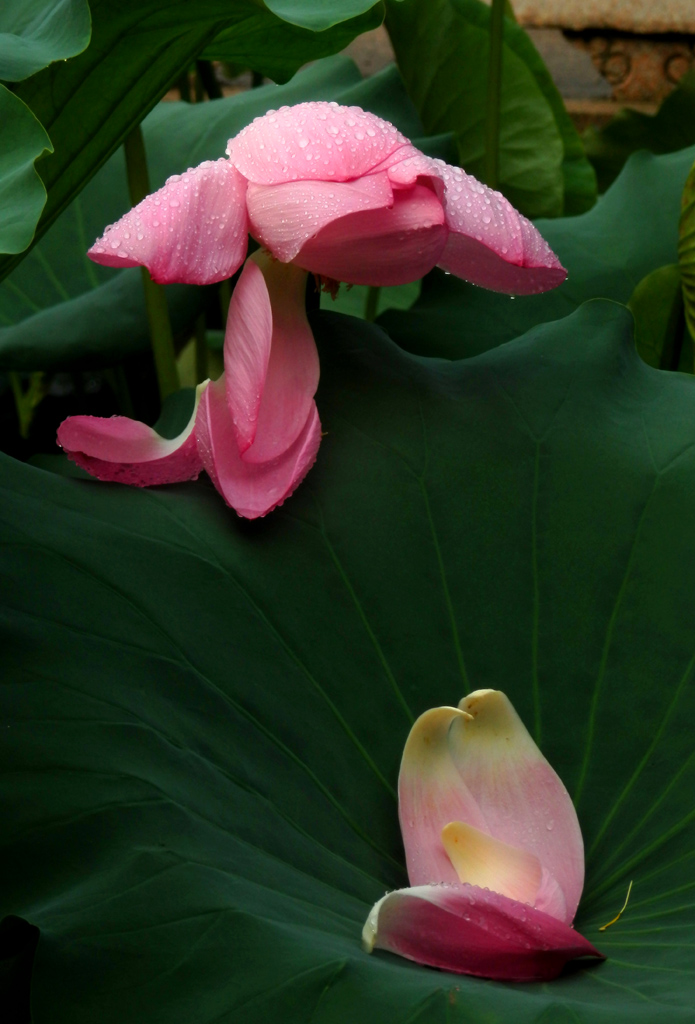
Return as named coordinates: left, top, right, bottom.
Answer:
left=363, top=690, right=603, bottom=981
left=60, top=102, right=567, bottom=518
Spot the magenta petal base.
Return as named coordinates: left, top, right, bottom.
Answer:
left=57, top=412, right=203, bottom=486
left=364, top=884, right=603, bottom=982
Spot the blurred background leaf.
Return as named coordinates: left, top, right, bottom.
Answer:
left=385, top=0, right=596, bottom=219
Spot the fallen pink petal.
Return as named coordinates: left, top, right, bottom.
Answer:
left=363, top=689, right=604, bottom=981
left=59, top=101, right=567, bottom=518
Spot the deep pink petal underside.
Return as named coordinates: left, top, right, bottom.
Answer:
left=226, top=101, right=411, bottom=185
left=195, top=376, right=321, bottom=519
left=368, top=884, right=603, bottom=982
left=88, top=160, right=249, bottom=285
left=246, top=173, right=394, bottom=263
left=57, top=407, right=203, bottom=486
left=434, top=161, right=567, bottom=295
left=294, top=184, right=447, bottom=287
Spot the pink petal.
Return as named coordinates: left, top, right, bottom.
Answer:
left=450, top=690, right=584, bottom=924
left=363, top=883, right=603, bottom=982
left=246, top=173, right=394, bottom=263
left=224, top=253, right=319, bottom=464
left=398, top=706, right=490, bottom=887
left=195, top=376, right=321, bottom=519
left=88, top=160, right=249, bottom=285
left=57, top=384, right=206, bottom=486
left=294, top=184, right=448, bottom=287
left=432, top=160, right=567, bottom=295
left=226, top=101, right=411, bottom=185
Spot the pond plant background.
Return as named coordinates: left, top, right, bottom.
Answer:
left=4, top=0, right=695, bottom=1020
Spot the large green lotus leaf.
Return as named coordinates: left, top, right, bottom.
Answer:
left=385, top=0, right=596, bottom=219
left=0, top=56, right=434, bottom=371
left=0, top=0, right=91, bottom=82
left=3, top=301, right=695, bottom=1020
left=0, top=86, right=53, bottom=256
left=0, top=0, right=383, bottom=277
left=585, top=70, right=695, bottom=194
left=382, top=145, right=695, bottom=360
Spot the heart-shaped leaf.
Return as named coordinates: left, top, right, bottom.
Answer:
left=3, top=301, right=695, bottom=1020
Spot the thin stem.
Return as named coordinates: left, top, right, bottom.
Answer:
left=123, top=125, right=179, bottom=401
left=177, top=72, right=191, bottom=103
left=194, top=313, right=208, bottom=383
left=364, top=286, right=380, bottom=322
left=196, top=60, right=222, bottom=100
left=219, top=279, right=232, bottom=321
left=484, top=0, right=506, bottom=190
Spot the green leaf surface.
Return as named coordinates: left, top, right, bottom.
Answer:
left=0, top=57, right=430, bottom=371
left=628, top=264, right=691, bottom=373
left=0, top=0, right=382, bottom=282
left=385, top=0, right=596, bottom=219
left=381, top=146, right=695, bottom=360
left=678, top=156, right=695, bottom=349
left=585, top=70, right=695, bottom=193
left=4, top=301, right=695, bottom=1019
left=0, top=86, right=53, bottom=256
left=0, top=0, right=91, bottom=82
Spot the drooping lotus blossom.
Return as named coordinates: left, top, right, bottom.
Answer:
left=362, top=689, right=604, bottom=981
left=58, top=102, right=567, bottom=518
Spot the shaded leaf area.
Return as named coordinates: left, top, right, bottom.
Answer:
left=628, top=265, right=691, bottom=374
left=585, top=70, right=695, bottom=194
left=0, top=0, right=91, bottom=82
left=202, top=6, right=382, bottom=82
left=381, top=146, right=695, bottom=360
left=0, top=916, right=40, bottom=1024
left=385, top=0, right=596, bottom=219
left=0, top=0, right=383, bottom=277
left=0, top=87, right=53, bottom=256
left=0, top=57, right=433, bottom=372
left=3, top=302, right=695, bottom=1020
left=678, top=157, right=695, bottom=348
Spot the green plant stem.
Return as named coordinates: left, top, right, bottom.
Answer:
left=484, top=0, right=506, bottom=189
left=196, top=60, right=222, bottom=100
left=123, top=125, right=179, bottom=401
left=219, top=279, right=232, bottom=321
left=365, top=286, right=380, bottom=322
left=177, top=72, right=191, bottom=103
left=9, top=371, right=45, bottom=439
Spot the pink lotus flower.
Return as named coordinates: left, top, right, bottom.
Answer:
left=363, top=689, right=604, bottom=982
left=58, top=102, right=567, bottom=518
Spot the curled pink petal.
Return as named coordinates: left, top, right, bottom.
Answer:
left=246, top=173, right=394, bottom=263
left=294, top=184, right=447, bottom=287
left=226, top=101, right=411, bottom=185
left=224, top=252, right=319, bottom=464
left=195, top=376, right=321, bottom=519
left=398, top=707, right=489, bottom=887
left=363, top=884, right=603, bottom=982
left=57, top=384, right=206, bottom=486
left=88, top=160, right=249, bottom=285
left=451, top=690, right=584, bottom=924
left=433, top=161, right=567, bottom=295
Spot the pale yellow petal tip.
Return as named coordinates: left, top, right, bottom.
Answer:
left=401, top=705, right=472, bottom=770
left=441, top=820, right=542, bottom=905
left=362, top=894, right=388, bottom=953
